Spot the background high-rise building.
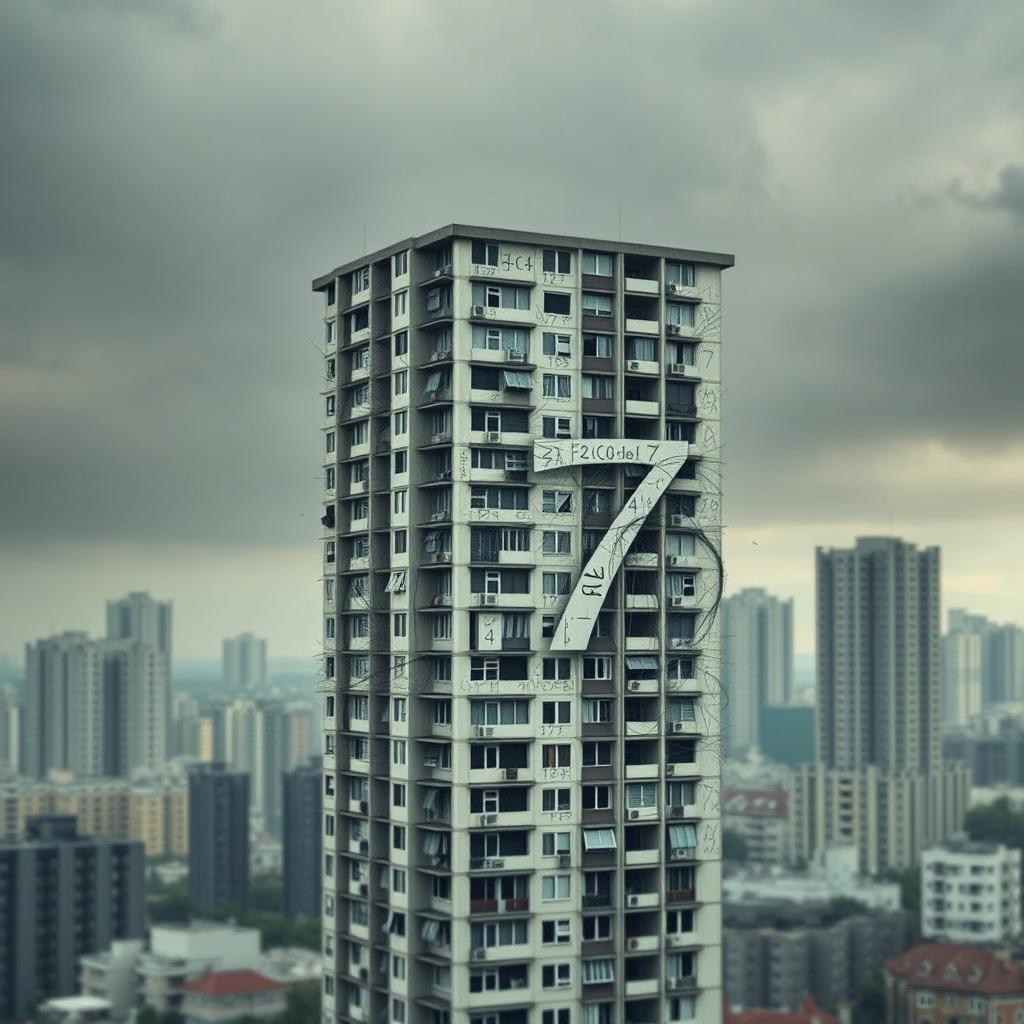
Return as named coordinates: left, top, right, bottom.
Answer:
left=0, top=814, right=145, bottom=1022
left=792, top=538, right=969, bottom=872
left=0, top=686, right=20, bottom=778
left=187, top=763, right=250, bottom=913
left=106, top=592, right=172, bottom=660
left=222, top=633, right=268, bottom=692
left=942, top=625, right=983, bottom=727
left=722, top=588, right=793, bottom=755
left=23, top=633, right=168, bottom=779
left=946, top=609, right=1024, bottom=710
left=314, top=226, right=730, bottom=1024
left=282, top=757, right=322, bottom=919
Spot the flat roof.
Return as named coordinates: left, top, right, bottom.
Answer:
left=312, top=222, right=735, bottom=289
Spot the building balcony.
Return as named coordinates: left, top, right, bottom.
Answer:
left=625, top=399, right=660, bottom=417
left=468, top=767, right=534, bottom=785
left=625, top=594, right=659, bottom=611
left=468, top=304, right=535, bottom=328
left=625, top=552, right=659, bottom=568
left=624, top=678, right=660, bottom=695
left=625, top=763, right=659, bottom=779
left=624, top=720, right=660, bottom=737
left=667, top=361, right=702, bottom=380
left=625, top=317, right=660, bottom=335
left=625, top=636, right=659, bottom=652
left=468, top=853, right=533, bottom=874
left=624, top=848, right=660, bottom=867
left=469, top=388, right=535, bottom=408
left=624, top=977, right=660, bottom=996
left=350, top=326, right=371, bottom=345
left=625, top=890, right=660, bottom=909
left=625, top=277, right=660, bottom=295
left=469, top=810, right=532, bottom=829
left=467, top=941, right=533, bottom=964
left=624, top=935, right=661, bottom=955
left=665, top=283, right=702, bottom=302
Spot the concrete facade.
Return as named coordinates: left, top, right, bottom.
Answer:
left=223, top=633, right=268, bottom=693
left=314, top=225, right=733, bottom=1024
left=187, top=764, right=250, bottom=913
left=282, top=757, right=322, bottom=919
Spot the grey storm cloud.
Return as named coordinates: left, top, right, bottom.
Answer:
left=1, top=0, right=1024, bottom=551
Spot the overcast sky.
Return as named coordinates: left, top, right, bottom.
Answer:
left=2, top=0, right=1023, bottom=661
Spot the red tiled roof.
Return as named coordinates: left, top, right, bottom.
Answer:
left=182, top=970, right=287, bottom=997
left=726, top=998, right=839, bottom=1024
left=885, top=943, right=1024, bottom=995
left=723, top=786, right=789, bottom=817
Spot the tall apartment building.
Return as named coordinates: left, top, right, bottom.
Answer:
left=721, top=588, right=793, bottom=756
left=313, top=225, right=731, bottom=1024
left=187, top=763, right=250, bottom=913
left=946, top=609, right=1024, bottom=711
left=791, top=538, right=969, bottom=873
left=0, top=687, right=20, bottom=777
left=942, top=627, right=982, bottom=728
left=223, top=633, right=268, bottom=692
left=0, top=815, right=145, bottom=1022
left=0, top=773, right=188, bottom=857
left=921, top=838, right=1022, bottom=944
left=106, top=592, right=173, bottom=660
left=283, top=757, right=322, bottom=919
left=23, top=633, right=169, bottom=779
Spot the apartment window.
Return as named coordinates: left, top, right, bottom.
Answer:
left=543, top=573, right=572, bottom=596
left=394, top=370, right=408, bottom=395
left=352, top=736, right=368, bottom=759
left=542, top=964, right=571, bottom=989
left=391, top=490, right=406, bottom=517
left=542, top=373, right=572, bottom=398
left=393, top=739, right=406, bottom=765
left=583, top=785, right=612, bottom=810
left=667, top=302, right=696, bottom=328
left=583, top=916, right=612, bottom=940
left=393, top=291, right=408, bottom=316
left=583, top=699, right=612, bottom=724
left=543, top=332, right=572, bottom=356
left=326, top=357, right=336, bottom=378
left=543, top=744, right=571, bottom=768
left=666, top=261, right=695, bottom=287
left=393, top=613, right=407, bottom=638
left=325, top=394, right=335, bottom=417
left=393, top=450, right=407, bottom=474
left=582, top=959, right=614, bottom=984
left=584, top=333, right=612, bottom=358
left=542, top=615, right=556, bottom=638
left=544, top=292, right=571, bottom=316
left=325, top=431, right=336, bottom=454
left=472, top=325, right=528, bottom=353
left=582, top=252, right=613, bottom=276
left=543, top=832, right=571, bottom=856
left=473, top=284, right=530, bottom=310
left=584, top=489, right=612, bottom=514
left=324, top=467, right=335, bottom=491
left=582, top=743, right=612, bottom=767
left=543, top=789, right=571, bottom=811
left=541, top=531, right=572, bottom=557
left=471, top=241, right=499, bottom=266
left=542, top=700, right=571, bottom=724
left=542, top=919, right=572, bottom=944
left=392, top=825, right=406, bottom=851
left=392, top=784, right=406, bottom=807
left=583, top=375, right=614, bottom=400
left=353, top=346, right=370, bottom=369
left=582, top=292, right=613, bottom=317
left=425, top=285, right=450, bottom=313
left=325, top=320, right=336, bottom=347
left=543, top=416, right=572, bottom=439
left=542, top=491, right=573, bottom=513
left=626, top=782, right=658, bottom=808
left=583, top=656, right=612, bottom=680
left=393, top=410, right=407, bottom=435
left=352, top=383, right=369, bottom=406
left=543, top=249, right=572, bottom=274
left=352, top=266, right=370, bottom=291
left=667, top=909, right=695, bottom=935
left=349, top=695, right=368, bottom=720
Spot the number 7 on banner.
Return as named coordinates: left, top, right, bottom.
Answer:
left=532, top=439, right=689, bottom=652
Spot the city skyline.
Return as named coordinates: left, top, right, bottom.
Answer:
left=3, top=1, right=1024, bottom=660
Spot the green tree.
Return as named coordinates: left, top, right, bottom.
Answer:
left=853, top=971, right=887, bottom=1024
left=273, top=982, right=320, bottom=1024
left=722, top=828, right=748, bottom=862
left=879, top=865, right=920, bottom=916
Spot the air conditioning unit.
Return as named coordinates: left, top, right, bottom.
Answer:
left=667, top=555, right=683, bottom=566
left=504, top=767, right=518, bottom=781
left=670, top=596, right=686, bottom=608
left=627, top=680, right=641, bottom=692
left=486, top=431, right=501, bottom=442
left=506, top=351, right=526, bottom=363
left=471, top=948, right=487, bottom=961
left=628, top=360, right=641, bottom=371
left=472, top=305, right=488, bottom=317
left=667, top=324, right=682, bottom=336
left=359, top=800, right=368, bottom=813
left=627, top=938, right=639, bottom=950
left=475, top=725, right=495, bottom=737
left=668, top=363, right=687, bottom=375
left=627, top=895, right=639, bottom=907
left=628, top=809, right=640, bottom=820
left=479, top=813, right=498, bottom=825
left=669, top=283, right=687, bottom=296
left=359, top=967, right=368, bottom=981
left=670, top=515, right=687, bottom=527
left=558, top=854, right=571, bottom=868
left=666, top=764, right=675, bottom=776
left=671, top=721, right=686, bottom=733
left=359, top=839, right=369, bottom=853
left=359, top=883, right=368, bottom=896
left=671, top=639, right=687, bottom=649
left=485, top=858, right=505, bottom=869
